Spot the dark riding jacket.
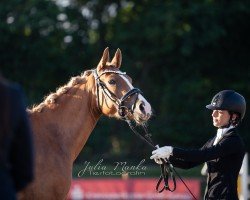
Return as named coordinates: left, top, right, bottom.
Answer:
left=169, top=128, right=245, bottom=200
left=0, top=83, right=34, bottom=199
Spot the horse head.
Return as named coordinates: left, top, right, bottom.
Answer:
left=93, top=47, right=152, bottom=124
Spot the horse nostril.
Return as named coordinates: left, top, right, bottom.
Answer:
left=139, top=102, right=145, bottom=112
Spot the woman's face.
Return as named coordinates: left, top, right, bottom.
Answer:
left=212, top=110, right=231, bottom=128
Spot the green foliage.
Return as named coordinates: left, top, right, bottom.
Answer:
left=0, top=0, right=91, bottom=103
left=1, top=0, right=250, bottom=163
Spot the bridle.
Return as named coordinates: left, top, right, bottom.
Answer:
left=92, top=69, right=197, bottom=200
left=92, top=69, right=142, bottom=118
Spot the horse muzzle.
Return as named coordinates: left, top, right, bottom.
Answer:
left=131, top=96, right=152, bottom=124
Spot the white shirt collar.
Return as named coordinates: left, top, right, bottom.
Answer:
left=217, top=125, right=234, bottom=136
left=213, top=125, right=234, bottom=145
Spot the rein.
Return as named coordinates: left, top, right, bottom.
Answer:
left=126, top=120, right=177, bottom=193
left=92, top=69, right=197, bottom=199
left=126, top=120, right=198, bottom=199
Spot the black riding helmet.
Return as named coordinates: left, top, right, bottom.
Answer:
left=206, top=90, right=246, bottom=120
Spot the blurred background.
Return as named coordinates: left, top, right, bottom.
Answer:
left=1, top=0, right=250, bottom=198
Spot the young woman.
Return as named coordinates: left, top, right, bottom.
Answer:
left=150, top=90, right=246, bottom=200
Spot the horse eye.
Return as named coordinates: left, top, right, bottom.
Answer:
left=108, top=79, right=116, bottom=85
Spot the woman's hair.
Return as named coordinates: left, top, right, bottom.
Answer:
left=229, top=111, right=241, bottom=127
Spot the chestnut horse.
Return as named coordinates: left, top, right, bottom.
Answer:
left=20, top=48, right=152, bottom=199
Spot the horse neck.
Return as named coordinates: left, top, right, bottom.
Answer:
left=68, top=78, right=102, bottom=160
left=31, top=74, right=101, bottom=162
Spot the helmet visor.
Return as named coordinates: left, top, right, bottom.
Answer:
left=206, top=104, right=219, bottom=110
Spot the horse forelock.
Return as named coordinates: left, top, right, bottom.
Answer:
left=29, top=70, right=93, bottom=113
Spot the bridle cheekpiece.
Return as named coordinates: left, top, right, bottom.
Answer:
left=92, top=69, right=142, bottom=119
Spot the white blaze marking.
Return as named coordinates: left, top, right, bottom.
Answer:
left=120, top=75, right=134, bottom=90
left=138, top=95, right=151, bottom=114
left=120, top=74, right=151, bottom=115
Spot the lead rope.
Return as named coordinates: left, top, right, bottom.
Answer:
left=126, top=120, right=198, bottom=200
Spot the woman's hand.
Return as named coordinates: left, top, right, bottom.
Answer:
left=150, top=146, right=173, bottom=161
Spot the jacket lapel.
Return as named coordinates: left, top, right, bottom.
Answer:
left=217, top=128, right=236, bottom=144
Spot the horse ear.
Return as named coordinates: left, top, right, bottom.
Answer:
left=111, top=48, right=122, bottom=69
left=97, top=47, right=110, bottom=71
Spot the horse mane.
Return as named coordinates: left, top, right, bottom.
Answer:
left=28, top=70, right=93, bottom=113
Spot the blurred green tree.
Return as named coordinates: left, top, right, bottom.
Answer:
left=0, top=0, right=91, bottom=103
